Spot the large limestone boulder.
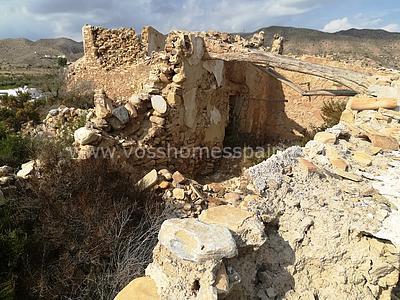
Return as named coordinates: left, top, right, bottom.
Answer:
left=158, top=218, right=237, bottom=262
left=199, top=205, right=266, bottom=249
left=74, top=127, right=101, bottom=146
left=114, top=276, right=159, bottom=300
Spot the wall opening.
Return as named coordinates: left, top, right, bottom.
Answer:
left=224, top=94, right=247, bottom=147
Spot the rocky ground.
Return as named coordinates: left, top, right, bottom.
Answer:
left=112, top=95, right=400, bottom=299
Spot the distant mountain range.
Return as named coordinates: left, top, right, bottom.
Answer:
left=0, top=38, right=83, bottom=68
left=0, top=26, right=399, bottom=69
left=242, top=26, right=400, bottom=69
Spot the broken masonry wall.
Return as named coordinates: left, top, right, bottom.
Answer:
left=141, top=26, right=167, bottom=56
left=278, top=68, right=349, bottom=139
left=82, top=25, right=144, bottom=69
left=69, top=25, right=167, bottom=101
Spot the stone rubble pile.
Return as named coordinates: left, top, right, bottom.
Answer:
left=244, top=95, right=400, bottom=299
left=22, top=106, right=88, bottom=138
left=136, top=168, right=261, bottom=218
left=115, top=94, right=400, bottom=299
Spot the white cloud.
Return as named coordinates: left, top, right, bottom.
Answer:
left=0, top=0, right=327, bottom=40
left=323, top=15, right=399, bottom=33
left=323, top=17, right=352, bottom=32
left=382, top=23, right=400, bottom=32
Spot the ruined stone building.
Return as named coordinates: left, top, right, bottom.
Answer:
left=68, top=25, right=369, bottom=173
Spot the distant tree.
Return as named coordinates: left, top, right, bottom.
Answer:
left=57, top=57, right=68, bottom=67
left=40, top=69, right=66, bottom=100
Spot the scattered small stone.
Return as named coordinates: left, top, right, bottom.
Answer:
left=112, top=106, right=130, bottom=124
left=353, top=151, right=373, bottom=167
left=314, top=132, right=336, bottom=144
left=137, top=169, right=158, bottom=190
left=158, top=169, right=172, bottom=181
left=298, top=158, right=318, bottom=175
left=224, top=192, right=241, bottom=205
left=159, top=181, right=170, bottom=189
left=0, top=166, right=13, bottom=177
left=172, top=73, right=185, bottom=83
left=149, top=116, right=165, bottom=126
left=17, top=161, right=35, bottom=179
left=215, top=263, right=230, bottom=293
left=172, top=188, right=185, bottom=200
left=151, top=95, right=167, bottom=114
left=172, top=171, right=185, bottom=184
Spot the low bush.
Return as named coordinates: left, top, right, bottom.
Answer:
left=0, top=123, right=33, bottom=167
left=41, top=70, right=94, bottom=109
left=0, top=158, right=167, bottom=300
left=0, top=93, right=45, bottom=132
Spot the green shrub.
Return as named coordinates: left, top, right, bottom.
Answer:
left=0, top=92, right=44, bottom=132
left=0, top=178, right=37, bottom=300
left=57, top=57, right=67, bottom=67
left=0, top=123, right=32, bottom=167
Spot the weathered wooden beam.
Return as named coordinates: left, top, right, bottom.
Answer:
left=302, top=89, right=357, bottom=97
left=263, top=67, right=304, bottom=94
left=262, top=66, right=357, bottom=97
left=208, top=50, right=370, bottom=94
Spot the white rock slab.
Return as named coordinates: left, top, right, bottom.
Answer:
left=158, top=218, right=237, bottom=262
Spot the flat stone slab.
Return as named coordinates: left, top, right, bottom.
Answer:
left=115, top=276, right=159, bottom=300
left=314, top=132, right=336, bottom=144
left=158, top=218, right=237, bottom=262
left=199, top=205, right=253, bottom=232
left=199, top=205, right=266, bottom=249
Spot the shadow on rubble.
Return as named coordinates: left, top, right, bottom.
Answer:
left=392, top=280, right=400, bottom=299
left=255, top=223, right=296, bottom=298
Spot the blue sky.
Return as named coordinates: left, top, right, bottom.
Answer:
left=0, top=0, right=399, bottom=40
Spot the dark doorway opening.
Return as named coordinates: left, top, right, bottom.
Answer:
left=224, top=94, right=247, bottom=147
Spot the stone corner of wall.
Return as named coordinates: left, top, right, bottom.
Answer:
left=116, top=205, right=267, bottom=299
